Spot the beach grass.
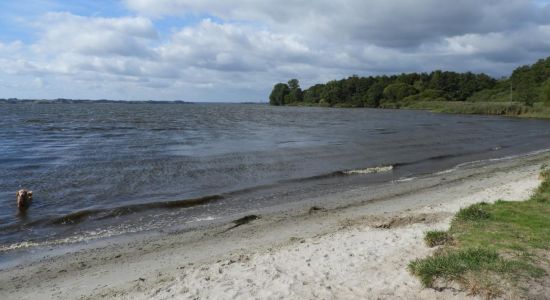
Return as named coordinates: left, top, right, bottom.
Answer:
left=409, top=168, right=550, bottom=298
left=287, top=100, right=550, bottom=119
left=403, top=101, right=533, bottom=116
left=424, top=230, right=452, bottom=247
left=454, top=202, right=490, bottom=221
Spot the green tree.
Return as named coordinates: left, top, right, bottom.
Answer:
left=512, top=66, right=538, bottom=105
left=419, top=89, right=445, bottom=100
left=541, top=79, right=550, bottom=106
left=382, top=82, right=418, bottom=105
left=269, top=56, right=550, bottom=108
left=269, top=83, right=290, bottom=106
left=287, top=79, right=300, bottom=90
left=510, top=58, right=550, bottom=105
left=365, top=82, right=385, bottom=107
left=285, top=79, right=303, bottom=103
left=320, top=80, right=343, bottom=105
left=303, top=84, right=324, bottom=103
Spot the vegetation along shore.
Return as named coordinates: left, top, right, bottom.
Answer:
left=410, top=166, right=550, bottom=299
left=270, top=56, right=550, bottom=118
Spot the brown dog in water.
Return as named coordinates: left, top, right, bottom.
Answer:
left=16, top=189, right=33, bottom=211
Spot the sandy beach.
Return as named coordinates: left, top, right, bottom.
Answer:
left=3, top=1, right=550, bottom=299
left=1, top=151, right=549, bottom=300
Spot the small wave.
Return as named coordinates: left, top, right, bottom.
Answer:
left=404, top=147, right=550, bottom=179
left=374, top=128, right=398, bottom=135
left=289, top=165, right=395, bottom=181
left=453, top=148, right=550, bottom=170
left=2, top=195, right=224, bottom=229
left=0, top=241, right=43, bottom=252
left=343, top=165, right=394, bottom=175
left=150, top=127, right=183, bottom=131
left=73, top=126, right=137, bottom=132
left=394, top=151, right=480, bottom=168
left=41, top=126, right=66, bottom=132
left=186, top=216, right=216, bottom=223
left=24, top=118, right=47, bottom=124
left=277, top=140, right=299, bottom=145
left=51, top=209, right=103, bottom=225
left=98, top=195, right=223, bottom=219
left=395, top=176, right=416, bottom=182
left=0, top=214, right=220, bottom=253
left=0, top=226, right=144, bottom=252
left=434, top=168, right=457, bottom=175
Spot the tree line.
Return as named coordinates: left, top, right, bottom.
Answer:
left=269, top=56, right=550, bottom=108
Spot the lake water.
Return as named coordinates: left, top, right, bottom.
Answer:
left=1, top=102, right=550, bottom=250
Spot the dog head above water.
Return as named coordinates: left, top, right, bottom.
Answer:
left=16, top=189, right=33, bottom=211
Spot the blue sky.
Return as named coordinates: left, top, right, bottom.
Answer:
left=0, top=1, right=200, bottom=43
left=0, top=0, right=550, bottom=101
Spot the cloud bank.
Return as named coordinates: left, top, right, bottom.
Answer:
left=1, top=0, right=550, bottom=101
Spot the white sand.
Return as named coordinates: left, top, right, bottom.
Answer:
left=1, top=152, right=548, bottom=300
left=133, top=167, right=540, bottom=300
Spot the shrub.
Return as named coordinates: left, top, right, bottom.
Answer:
left=318, top=98, right=330, bottom=107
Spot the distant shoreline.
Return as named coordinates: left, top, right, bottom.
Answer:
left=0, top=99, right=269, bottom=105
left=0, top=98, right=192, bottom=104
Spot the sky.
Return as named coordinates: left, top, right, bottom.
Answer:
left=1, top=0, right=550, bottom=101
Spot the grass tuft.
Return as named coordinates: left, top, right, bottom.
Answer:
left=409, top=248, right=543, bottom=291
left=409, top=248, right=499, bottom=287
left=424, top=230, right=452, bottom=247
left=534, top=170, right=550, bottom=203
left=455, top=202, right=490, bottom=221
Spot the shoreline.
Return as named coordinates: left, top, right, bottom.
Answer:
left=3, top=103, right=550, bottom=254
left=283, top=102, right=550, bottom=120
left=1, top=151, right=550, bottom=299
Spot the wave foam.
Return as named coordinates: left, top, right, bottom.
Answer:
left=343, top=165, right=394, bottom=175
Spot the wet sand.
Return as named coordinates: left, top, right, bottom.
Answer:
left=1, top=151, right=549, bottom=299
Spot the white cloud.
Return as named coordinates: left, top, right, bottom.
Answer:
left=440, top=25, right=550, bottom=63
left=158, top=19, right=311, bottom=72
left=124, top=0, right=547, bottom=47
left=1, top=1, right=550, bottom=100
left=0, top=41, right=23, bottom=52
left=33, top=12, right=158, bottom=58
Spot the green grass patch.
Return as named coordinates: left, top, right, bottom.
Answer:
left=409, top=169, right=550, bottom=298
left=404, top=101, right=532, bottom=115
left=520, top=105, right=550, bottom=119
left=424, top=230, right=452, bottom=247
left=403, top=100, right=550, bottom=119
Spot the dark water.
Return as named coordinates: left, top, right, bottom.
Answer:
left=1, top=103, right=550, bottom=250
